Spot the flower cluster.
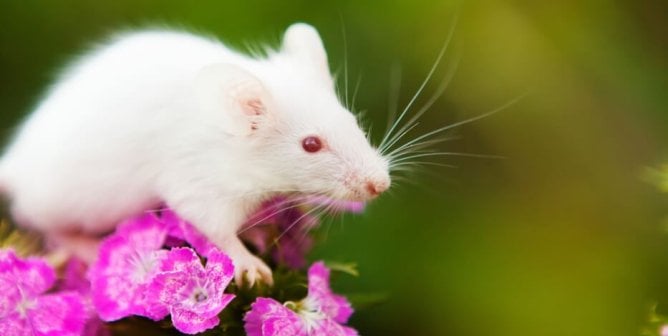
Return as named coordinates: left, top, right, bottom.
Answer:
left=241, top=197, right=320, bottom=269
left=0, top=197, right=363, bottom=335
left=88, top=210, right=236, bottom=333
left=245, top=262, right=357, bottom=336
left=0, top=249, right=86, bottom=335
left=240, top=196, right=363, bottom=269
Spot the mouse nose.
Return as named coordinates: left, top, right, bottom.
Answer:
left=365, top=178, right=389, bottom=198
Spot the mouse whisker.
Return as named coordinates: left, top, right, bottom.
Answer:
left=271, top=202, right=328, bottom=249
left=394, top=54, right=460, bottom=136
left=392, top=165, right=461, bottom=193
left=387, top=93, right=527, bottom=162
left=380, top=54, right=460, bottom=155
left=295, top=201, right=336, bottom=246
left=221, top=188, right=311, bottom=201
left=237, top=201, right=297, bottom=234
left=385, top=63, right=403, bottom=134
left=318, top=199, right=348, bottom=245
left=386, top=135, right=461, bottom=159
left=390, top=161, right=459, bottom=171
left=236, top=195, right=319, bottom=235
left=378, top=15, right=458, bottom=152
left=351, top=73, right=362, bottom=113
left=390, top=151, right=505, bottom=166
left=341, top=18, right=350, bottom=110
left=380, top=122, right=421, bottom=155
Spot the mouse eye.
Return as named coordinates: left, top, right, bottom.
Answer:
left=302, top=136, right=323, bottom=153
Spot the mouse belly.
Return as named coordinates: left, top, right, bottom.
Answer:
left=4, top=167, right=160, bottom=235
left=9, top=188, right=159, bottom=235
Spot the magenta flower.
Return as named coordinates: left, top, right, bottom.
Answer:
left=60, top=258, right=111, bottom=336
left=244, top=261, right=357, bottom=336
left=0, top=249, right=86, bottom=336
left=159, top=208, right=217, bottom=257
left=245, top=298, right=358, bottom=336
left=244, top=298, right=308, bottom=336
left=304, top=262, right=353, bottom=324
left=89, top=213, right=170, bottom=321
left=241, top=197, right=320, bottom=268
left=241, top=197, right=364, bottom=269
left=150, top=247, right=235, bottom=334
left=87, top=209, right=239, bottom=333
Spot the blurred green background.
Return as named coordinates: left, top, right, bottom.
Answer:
left=1, top=1, right=667, bottom=335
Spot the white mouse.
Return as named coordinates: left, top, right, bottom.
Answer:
left=0, top=23, right=391, bottom=286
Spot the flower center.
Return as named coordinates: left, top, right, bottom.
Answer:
left=193, top=290, right=208, bottom=302
left=129, top=251, right=157, bottom=283
left=16, top=297, right=36, bottom=318
left=294, top=298, right=327, bottom=332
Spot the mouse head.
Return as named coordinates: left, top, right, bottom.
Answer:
left=196, top=23, right=390, bottom=202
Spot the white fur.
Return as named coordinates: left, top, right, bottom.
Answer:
left=0, top=23, right=390, bottom=284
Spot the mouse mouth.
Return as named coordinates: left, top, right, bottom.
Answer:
left=302, top=195, right=366, bottom=214
left=269, top=191, right=366, bottom=214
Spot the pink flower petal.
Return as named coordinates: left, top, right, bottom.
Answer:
left=83, top=317, right=112, bottom=336
left=0, top=249, right=17, bottom=267
left=0, top=276, right=19, bottom=319
left=0, top=311, right=30, bottom=336
left=244, top=262, right=358, bottom=336
left=342, top=326, right=359, bottom=336
left=61, top=257, right=90, bottom=294
left=157, top=246, right=203, bottom=275
left=0, top=250, right=88, bottom=336
left=244, top=298, right=307, bottom=336
left=170, top=307, right=221, bottom=335
left=160, top=209, right=217, bottom=257
left=309, top=317, right=360, bottom=336
left=13, top=253, right=55, bottom=296
left=152, top=270, right=195, bottom=307
left=240, top=197, right=320, bottom=268
left=27, top=292, right=87, bottom=336
left=0, top=254, right=21, bottom=318
left=203, top=249, right=235, bottom=296
left=89, top=215, right=169, bottom=321
left=0, top=282, right=86, bottom=335
left=152, top=248, right=236, bottom=334
left=59, top=257, right=112, bottom=335
left=307, top=262, right=354, bottom=323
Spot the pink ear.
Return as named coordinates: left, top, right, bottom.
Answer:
left=194, top=63, right=272, bottom=136
left=243, top=98, right=265, bottom=116
left=243, top=98, right=265, bottom=131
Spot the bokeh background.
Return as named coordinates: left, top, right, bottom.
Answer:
left=1, top=1, right=667, bottom=335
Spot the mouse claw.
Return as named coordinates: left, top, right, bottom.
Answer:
left=231, top=252, right=273, bottom=288
left=233, top=269, right=245, bottom=289
left=247, top=269, right=259, bottom=288
left=257, top=261, right=274, bottom=286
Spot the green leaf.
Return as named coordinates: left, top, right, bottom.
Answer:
left=345, top=292, right=389, bottom=310
left=325, top=261, right=360, bottom=277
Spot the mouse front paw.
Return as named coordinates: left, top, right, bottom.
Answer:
left=229, top=250, right=273, bottom=288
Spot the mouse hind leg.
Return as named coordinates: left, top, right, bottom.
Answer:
left=46, top=232, right=102, bottom=266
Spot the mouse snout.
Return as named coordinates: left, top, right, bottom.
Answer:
left=363, top=174, right=390, bottom=199
left=365, top=180, right=386, bottom=197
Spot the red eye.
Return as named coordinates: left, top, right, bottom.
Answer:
left=302, top=136, right=323, bottom=153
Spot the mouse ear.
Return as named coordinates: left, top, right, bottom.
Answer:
left=194, top=63, right=272, bottom=136
left=282, top=23, right=330, bottom=74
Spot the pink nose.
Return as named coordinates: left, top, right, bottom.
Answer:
left=365, top=180, right=389, bottom=197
